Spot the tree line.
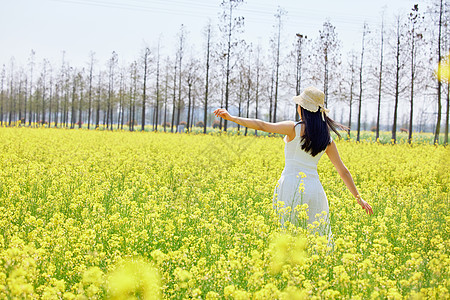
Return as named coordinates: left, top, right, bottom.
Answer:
left=0, top=0, right=449, bottom=144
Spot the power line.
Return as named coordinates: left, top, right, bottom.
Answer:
left=50, top=0, right=383, bottom=31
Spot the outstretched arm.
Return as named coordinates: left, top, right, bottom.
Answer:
left=325, top=141, right=373, bottom=215
left=214, top=108, right=295, bottom=137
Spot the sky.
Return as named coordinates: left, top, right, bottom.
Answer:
left=1, top=0, right=440, bottom=130
left=1, top=0, right=429, bottom=68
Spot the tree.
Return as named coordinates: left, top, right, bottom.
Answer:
left=54, top=81, right=60, bottom=128
left=107, top=51, right=118, bottom=130
left=375, top=12, right=385, bottom=141
left=129, top=61, right=138, bottom=132
left=0, top=65, right=5, bottom=126
left=272, top=7, right=287, bottom=123
left=48, top=66, right=53, bottom=126
left=294, top=33, right=307, bottom=121
left=346, top=51, right=358, bottom=137
left=154, top=39, right=162, bottom=132
left=170, top=60, right=177, bottom=133
left=176, top=25, right=186, bottom=130
left=356, top=23, right=369, bottom=142
left=186, top=58, right=199, bottom=132
left=315, top=21, right=341, bottom=107
left=70, top=69, right=77, bottom=129
left=254, top=43, right=262, bottom=136
left=407, top=4, right=424, bottom=143
left=87, top=52, right=95, bottom=129
left=95, top=70, right=102, bottom=129
left=219, top=0, right=244, bottom=131
left=8, top=58, right=15, bottom=127
left=41, top=59, right=50, bottom=125
left=118, top=68, right=125, bottom=130
left=244, top=46, right=253, bottom=136
left=391, top=16, right=407, bottom=143
left=141, top=47, right=151, bottom=131
left=236, top=58, right=245, bottom=133
left=203, top=21, right=213, bottom=134
left=434, top=0, right=444, bottom=144
left=78, top=69, right=84, bottom=129
left=163, top=57, right=170, bottom=132
left=26, top=50, right=35, bottom=127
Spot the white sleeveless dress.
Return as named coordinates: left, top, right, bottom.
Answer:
left=272, top=122, right=332, bottom=238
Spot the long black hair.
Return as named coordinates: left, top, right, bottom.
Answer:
left=297, top=107, right=348, bottom=157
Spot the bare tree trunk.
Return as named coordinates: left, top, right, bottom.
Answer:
left=155, top=42, right=161, bottom=132
left=107, top=52, right=117, bottom=131
left=357, top=23, right=367, bottom=142
left=27, top=50, right=35, bottom=127
left=55, top=84, right=59, bottom=128
left=63, top=88, right=68, bottom=127
left=176, top=36, right=183, bottom=129
left=295, top=34, right=306, bottom=122
left=392, top=18, right=402, bottom=144
left=269, top=71, right=274, bottom=123
left=164, top=59, right=169, bottom=132
left=191, top=93, right=195, bottom=131
left=203, top=23, right=211, bottom=134
left=8, top=61, right=14, bottom=126
left=42, top=61, right=47, bottom=125
left=8, top=62, right=14, bottom=127
left=224, top=4, right=233, bottom=132
left=128, top=85, right=132, bottom=131
left=120, top=74, right=125, bottom=130
left=187, top=82, right=192, bottom=132
left=434, top=0, right=443, bottom=144
left=142, top=48, right=150, bottom=132
left=273, top=8, right=285, bottom=123
left=408, top=5, right=421, bottom=144
left=237, top=71, right=243, bottom=133
left=323, top=50, right=329, bottom=108
left=445, top=80, right=449, bottom=145
left=18, top=77, right=23, bottom=125
left=255, top=46, right=261, bottom=136
left=0, top=66, right=4, bottom=126
left=48, top=78, right=53, bottom=127
left=130, top=61, right=137, bottom=132
left=78, top=75, right=83, bottom=129
left=132, top=67, right=137, bottom=132
left=348, top=79, right=354, bottom=137
left=376, top=17, right=384, bottom=141
left=348, top=53, right=357, bottom=137
left=95, top=72, right=101, bottom=129
left=245, top=72, right=251, bottom=136
left=21, top=78, right=27, bottom=126
left=87, top=53, right=94, bottom=130
left=219, top=80, right=224, bottom=130
left=70, top=74, right=76, bottom=129
left=171, top=64, right=177, bottom=133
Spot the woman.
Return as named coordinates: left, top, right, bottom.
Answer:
left=213, top=86, right=373, bottom=236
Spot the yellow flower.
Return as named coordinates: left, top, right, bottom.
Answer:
left=107, top=257, right=161, bottom=300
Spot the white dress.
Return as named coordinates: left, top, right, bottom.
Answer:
left=272, top=122, right=332, bottom=238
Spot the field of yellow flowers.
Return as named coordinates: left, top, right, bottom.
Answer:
left=0, top=127, right=448, bottom=299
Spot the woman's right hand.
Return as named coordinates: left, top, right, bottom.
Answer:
left=214, top=108, right=234, bottom=121
left=356, top=195, right=373, bottom=215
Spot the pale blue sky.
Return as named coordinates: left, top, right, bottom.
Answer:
left=1, top=0, right=427, bottom=67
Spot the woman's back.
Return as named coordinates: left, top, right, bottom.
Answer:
left=282, top=122, right=331, bottom=178
left=274, top=122, right=332, bottom=236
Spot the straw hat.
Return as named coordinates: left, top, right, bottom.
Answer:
left=292, top=86, right=330, bottom=121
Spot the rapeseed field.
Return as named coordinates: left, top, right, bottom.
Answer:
left=0, top=127, right=448, bottom=299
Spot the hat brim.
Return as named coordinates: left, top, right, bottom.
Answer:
left=292, top=95, right=320, bottom=112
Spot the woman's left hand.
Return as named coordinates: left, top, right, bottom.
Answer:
left=214, top=108, right=234, bottom=121
left=357, top=196, right=373, bottom=215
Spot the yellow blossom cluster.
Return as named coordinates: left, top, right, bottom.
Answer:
left=0, top=127, right=448, bottom=299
